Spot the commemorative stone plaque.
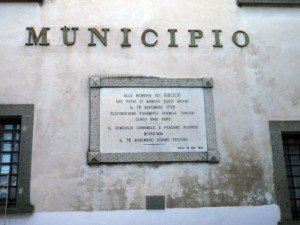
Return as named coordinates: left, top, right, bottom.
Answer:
left=100, top=88, right=207, bottom=153
left=88, top=77, right=219, bottom=164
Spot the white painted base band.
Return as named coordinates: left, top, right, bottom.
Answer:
left=0, top=205, right=280, bottom=225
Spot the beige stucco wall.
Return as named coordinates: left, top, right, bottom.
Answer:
left=0, top=0, right=299, bottom=212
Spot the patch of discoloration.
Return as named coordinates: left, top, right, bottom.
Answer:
left=71, top=195, right=93, bottom=212
left=71, top=178, right=128, bottom=211
left=289, top=88, right=300, bottom=106
left=167, top=129, right=274, bottom=208
left=251, top=96, right=266, bottom=115
left=106, top=181, right=127, bottom=210
left=129, top=201, right=142, bottom=209
left=126, top=177, right=144, bottom=209
left=167, top=170, right=209, bottom=208
left=70, top=166, right=151, bottom=211
left=210, top=152, right=268, bottom=206
left=167, top=155, right=273, bottom=208
left=62, top=124, right=275, bottom=211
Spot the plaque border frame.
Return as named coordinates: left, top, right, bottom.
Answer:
left=88, top=76, right=219, bottom=164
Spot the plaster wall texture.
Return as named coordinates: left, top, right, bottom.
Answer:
left=0, top=0, right=299, bottom=218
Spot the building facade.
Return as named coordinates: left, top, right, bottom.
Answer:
left=0, top=0, right=300, bottom=224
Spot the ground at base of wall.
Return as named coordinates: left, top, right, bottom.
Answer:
left=0, top=205, right=280, bottom=225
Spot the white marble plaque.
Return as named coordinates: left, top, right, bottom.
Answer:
left=100, top=88, right=207, bottom=153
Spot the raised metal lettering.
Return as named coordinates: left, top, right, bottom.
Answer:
left=141, top=29, right=158, bottom=47
left=121, top=28, right=131, bottom=47
left=25, top=27, right=50, bottom=46
left=61, top=26, right=79, bottom=46
left=232, top=30, right=250, bottom=48
left=88, top=28, right=110, bottom=46
left=168, top=29, right=178, bottom=47
left=188, top=30, right=203, bottom=47
left=212, top=30, right=223, bottom=48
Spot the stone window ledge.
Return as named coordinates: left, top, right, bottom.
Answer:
left=0, top=0, right=42, bottom=3
left=278, top=221, right=300, bottom=225
left=0, top=206, right=34, bottom=214
left=237, top=0, right=300, bottom=6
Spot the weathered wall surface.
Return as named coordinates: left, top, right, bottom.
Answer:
left=0, top=0, right=299, bottom=216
